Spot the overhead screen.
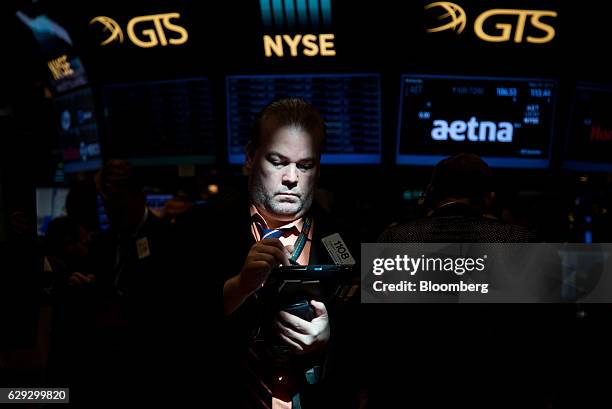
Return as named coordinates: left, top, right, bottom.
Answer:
left=16, top=11, right=88, bottom=94
left=396, top=75, right=556, bottom=168
left=564, top=84, right=612, bottom=172
left=53, top=87, right=101, bottom=173
left=101, top=78, right=216, bottom=166
left=226, top=74, right=382, bottom=165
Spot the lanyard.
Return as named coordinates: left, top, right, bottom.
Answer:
left=290, top=215, right=312, bottom=264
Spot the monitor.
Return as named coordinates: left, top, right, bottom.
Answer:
left=53, top=87, right=102, bottom=173
left=226, top=73, right=382, bottom=165
left=16, top=11, right=88, bottom=94
left=564, top=83, right=612, bottom=172
left=396, top=74, right=556, bottom=168
left=36, top=187, right=69, bottom=236
left=101, top=78, right=216, bottom=166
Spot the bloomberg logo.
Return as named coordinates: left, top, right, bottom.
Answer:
left=431, top=117, right=513, bottom=142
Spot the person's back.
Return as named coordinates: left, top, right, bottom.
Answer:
left=371, top=154, right=561, bottom=408
left=380, top=153, right=534, bottom=243
left=379, top=201, right=534, bottom=243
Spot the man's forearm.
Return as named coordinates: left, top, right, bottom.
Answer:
left=223, top=275, right=250, bottom=316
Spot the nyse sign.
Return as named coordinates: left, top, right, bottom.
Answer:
left=48, top=55, right=74, bottom=80
left=260, top=0, right=336, bottom=58
left=90, top=13, right=188, bottom=48
left=263, top=34, right=336, bottom=57
left=426, top=2, right=557, bottom=44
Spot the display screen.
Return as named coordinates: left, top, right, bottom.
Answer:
left=102, top=78, right=216, bottom=166
left=36, top=187, right=69, bottom=236
left=16, top=11, right=88, bottom=94
left=226, top=74, right=381, bottom=164
left=564, top=84, right=612, bottom=171
left=53, top=87, right=101, bottom=173
left=396, top=74, right=556, bottom=168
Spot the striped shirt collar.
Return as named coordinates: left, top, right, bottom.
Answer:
left=249, top=205, right=302, bottom=239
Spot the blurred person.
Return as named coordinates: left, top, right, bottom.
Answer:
left=81, top=159, right=177, bottom=405
left=43, top=216, right=92, bottom=289
left=162, top=195, right=193, bottom=224
left=371, top=154, right=567, bottom=409
left=379, top=153, right=534, bottom=242
left=65, top=179, right=100, bottom=239
left=43, top=216, right=96, bottom=393
left=0, top=209, right=45, bottom=390
left=93, top=160, right=174, bottom=298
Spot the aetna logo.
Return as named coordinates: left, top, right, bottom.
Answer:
left=431, top=117, right=513, bottom=142
left=590, top=125, right=612, bottom=142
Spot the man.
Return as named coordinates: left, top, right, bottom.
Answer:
left=379, top=153, right=534, bottom=242
left=370, top=154, right=564, bottom=408
left=223, top=98, right=331, bottom=319
left=182, top=98, right=356, bottom=408
left=86, top=160, right=179, bottom=405
left=93, top=160, right=173, bottom=304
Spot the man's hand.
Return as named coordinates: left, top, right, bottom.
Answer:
left=238, top=238, right=291, bottom=296
left=224, top=238, right=290, bottom=315
left=274, top=300, right=330, bottom=355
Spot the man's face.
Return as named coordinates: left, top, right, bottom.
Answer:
left=99, top=186, right=129, bottom=228
left=248, top=126, right=319, bottom=223
left=99, top=185, right=144, bottom=231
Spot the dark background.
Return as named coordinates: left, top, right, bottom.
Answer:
left=2, top=2, right=612, bottom=406
left=2, top=0, right=611, bottom=243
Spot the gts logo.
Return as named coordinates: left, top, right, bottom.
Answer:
left=431, top=117, right=514, bottom=142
